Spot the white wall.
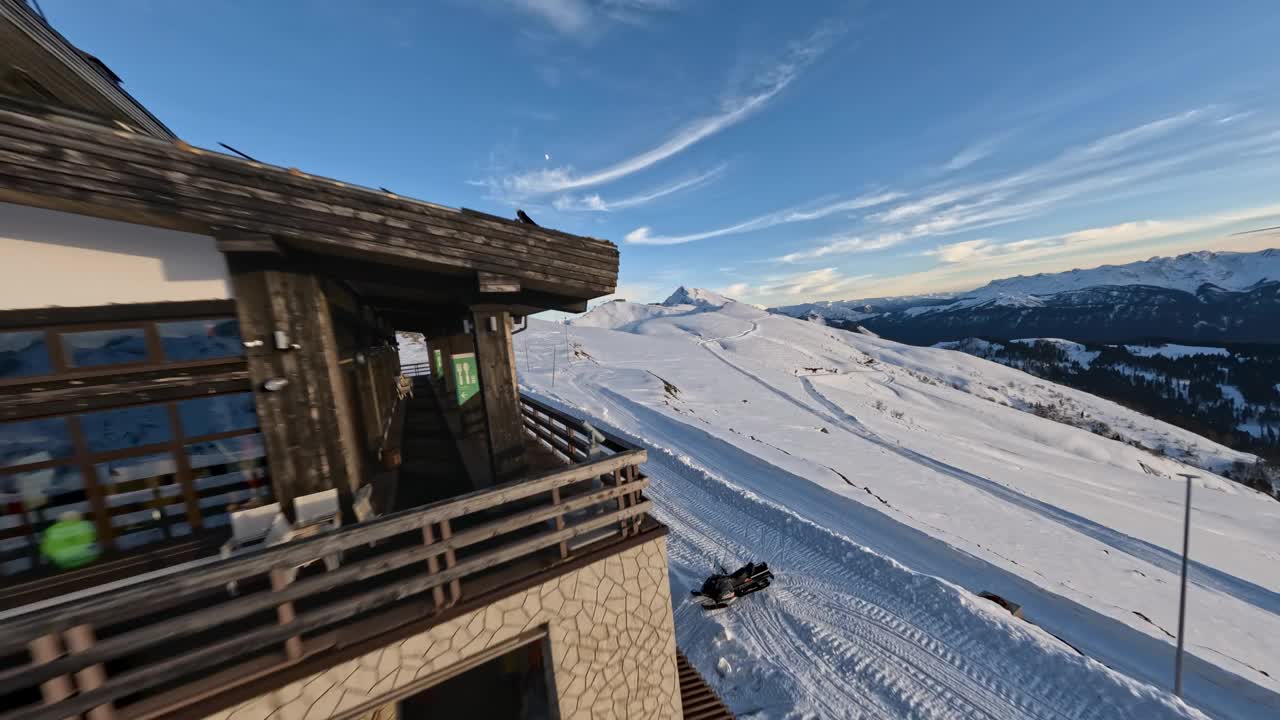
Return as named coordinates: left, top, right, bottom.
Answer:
left=0, top=202, right=232, bottom=310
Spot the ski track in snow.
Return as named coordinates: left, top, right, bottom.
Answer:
left=798, top=376, right=1280, bottom=619
left=534, top=385, right=1208, bottom=719
left=504, top=308, right=1280, bottom=719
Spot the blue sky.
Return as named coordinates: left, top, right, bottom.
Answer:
left=40, top=0, right=1280, bottom=306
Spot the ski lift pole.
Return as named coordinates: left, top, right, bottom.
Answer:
left=1174, top=472, right=1196, bottom=697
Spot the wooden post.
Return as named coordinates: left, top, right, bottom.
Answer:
left=28, top=633, right=74, bottom=706
left=551, top=487, right=568, bottom=559
left=64, top=624, right=114, bottom=720
left=270, top=567, right=304, bottom=660
left=472, top=308, right=526, bottom=482
left=612, top=468, right=629, bottom=537
left=423, top=523, right=446, bottom=609
left=224, top=251, right=361, bottom=520
left=439, top=518, right=461, bottom=605
left=628, top=465, right=643, bottom=534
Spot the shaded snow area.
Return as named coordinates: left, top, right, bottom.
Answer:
left=516, top=296, right=1280, bottom=719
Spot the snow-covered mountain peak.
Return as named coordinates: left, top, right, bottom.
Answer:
left=663, top=286, right=735, bottom=308
left=971, top=248, right=1280, bottom=298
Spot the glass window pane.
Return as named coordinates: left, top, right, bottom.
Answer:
left=97, top=453, right=183, bottom=551
left=1, top=417, right=73, bottom=468
left=188, top=433, right=271, bottom=526
left=158, top=319, right=243, bottom=361
left=178, top=393, right=257, bottom=438
left=2, top=466, right=91, bottom=575
left=80, top=404, right=172, bottom=453
left=61, top=328, right=149, bottom=368
left=0, top=330, right=52, bottom=379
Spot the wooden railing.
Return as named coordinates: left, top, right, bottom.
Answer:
left=0, top=400, right=649, bottom=720
left=400, top=361, right=432, bottom=378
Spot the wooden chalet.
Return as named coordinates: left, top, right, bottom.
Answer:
left=0, top=2, right=732, bottom=718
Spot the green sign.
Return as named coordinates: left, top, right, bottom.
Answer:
left=452, top=352, right=480, bottom=405
left=432, top=348, right=443, bottom=377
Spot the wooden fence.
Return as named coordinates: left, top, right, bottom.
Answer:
left=0, top=396, right=648, bottom=720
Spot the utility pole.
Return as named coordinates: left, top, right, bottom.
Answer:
left=1174, top=472, right=1196, bottom=697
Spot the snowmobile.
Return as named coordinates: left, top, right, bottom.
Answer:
left=691, top=562, right=773, bottom=610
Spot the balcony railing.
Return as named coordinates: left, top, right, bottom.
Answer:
left=0, top=396, right=649, bottom=720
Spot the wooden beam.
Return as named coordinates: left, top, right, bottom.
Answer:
left=0, top=299, right=236, bottom=330
left=472, top=309, right=525, bottom=482
left=477, top=271, right=520, bottom=293
left=213, top=231, right=282, bottom=255
left=0, top=364, right=250, bottom=422
left=224, top=256, right=358, bottom=519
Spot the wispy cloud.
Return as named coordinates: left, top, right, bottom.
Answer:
left=508, top=0, right=676, bottom=36
left=775, top=231, right=909, bottom=262
left=552, top=164, right=725, bottom=211
left=943, top=137, right=1002, bottom=171
left=625, top=190, right=902, bottom=245
left=510, top=0, right=594, bottom=35
left=496, top=22, right=842, bottom=197
left=923, top=203, right=1280, bottom=269
left=716, top=267, right=872, bottom=304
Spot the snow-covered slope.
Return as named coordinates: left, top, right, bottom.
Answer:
left=515, top=294, right=1280, bottom=719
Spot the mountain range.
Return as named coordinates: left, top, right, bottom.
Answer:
left=770, top=249, right=1280, bottom=345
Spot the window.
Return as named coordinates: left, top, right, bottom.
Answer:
left=81, top=404, right=173, bottom=454
left=0, top=330, right=52, bottom=379
left=0, top=315, right=242, bottom=383
left=0, top=395, right=270, bottom=576
left=1, top=309, right=265, bottom=576
left=0, top=417, right=74, bottom=468
left=178, top=393, right=257, bottom=437
left=61, top=328, right=149, bottom=368
left=0, top=466, right=87, bottom=575
left=98, top=453, right=189, bottom=549
left=158, top=319, right=243, bottom=361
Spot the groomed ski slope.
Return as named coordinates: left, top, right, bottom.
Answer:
left=499, top=295, right=1280, bottom=719
left=506, top=298, right=1280, bottom=717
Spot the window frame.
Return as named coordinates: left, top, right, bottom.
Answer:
left=1, top=301, right=267, bottom=575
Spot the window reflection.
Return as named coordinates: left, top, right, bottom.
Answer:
left=178, top=393, right=257, bottom=437
left=0, top=417, right=74, bottom=468
left=188, top=433, right=270, bottom=528
left=158, top=318, right=243, bottom=361
left=61, top=328, right=149, bottom=367
left=0, top=330, right=52, bottom=379
left=1, top=466, right=88, bottom=574
left=80, top=405, right=172, bottom=453
left=98, top=453, right=183, bottom=550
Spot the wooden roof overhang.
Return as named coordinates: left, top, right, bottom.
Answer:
left=0, top=1, right=175, bottom=138
left=0, top=104, right=619, bottom=318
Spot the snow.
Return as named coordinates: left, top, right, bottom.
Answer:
left=972, top=249, right=1280, bottom=298
left=1124, top=344, right=1231, bottom=359
left=663, top=285, right=736, bottom=308
left=516, top=294, right=1278, bottom=719
left=1221, top=384, right=1246, bottom=409
left=1011, top=337, right=1101, bottom=367
left=775, top=248, right=1280, bottom=324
